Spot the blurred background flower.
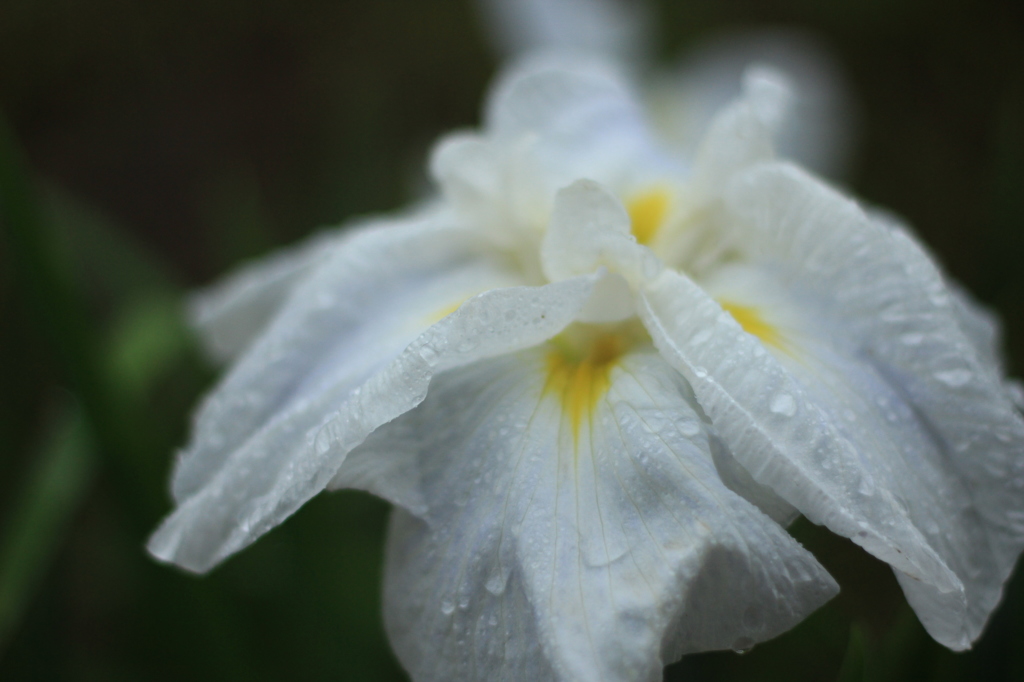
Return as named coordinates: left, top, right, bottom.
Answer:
left=0, top=0, right=1022, bottom=680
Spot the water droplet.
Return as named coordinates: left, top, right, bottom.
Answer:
left=440, top=600, right=455, bottom=616
left=692, top=328, right=713, bottom=345
left=934, top=369, right=972, bottom=387
left=900, top=332, right=924, bottom=346
left=731, top=637, right=755, bottom=654
left=677, top=419, right=701, bottom=437
left=693, top=366, right=708, bottom=379
left=769, top=393, right=796, bottom=417
left=485, top=571, right=508, bottom=596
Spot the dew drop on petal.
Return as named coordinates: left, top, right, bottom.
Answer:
left=732, top=637, right=755, bottom=654
left=440, top=599, right=455, bottom=616
left=691, top=328, right=713, bottom=346
left=676, top=419, right=701, bottom=437
left=485, top=570, right=508, bottom=596
left=769, top=393, right=797, bottom=417
left=934, top=369, right=972, bottom=387
left=900, top=332, right=925, bottom=346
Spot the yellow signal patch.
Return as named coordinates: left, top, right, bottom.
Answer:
left=719, top=302, right=787, bottom=351
left=626, top=188, right=671, bottom=245
left=545, top=332, right=625, bottom=443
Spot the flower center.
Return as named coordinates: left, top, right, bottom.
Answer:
left=544, top=322, right=648, bottom=445
left=626, top=187, right=672, bottom=246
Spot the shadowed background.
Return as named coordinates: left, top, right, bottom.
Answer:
left=1, top=0, right=1022, bottom=679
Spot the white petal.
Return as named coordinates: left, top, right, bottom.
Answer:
left=381, top=346, right=836, bottom=681
left=703, top=263, right=1023, bottom=649
left=189, top=229, right=342, bottom=363
left=429, top=132, right=550, bottom=261
left=172, top=215, right=499, bottom=504
left=873, top=210, right=1009, bottom=376
left=541, top=179, right=661, bottom=289
left=724, top=163, right=1024, bottom=584
left=648, top=28, right=855, bottom=179
left=148, top=221, right=600, bottom=572
left=723, top=165, right=1024, bottom=648
left=690, top=67, right=791, bottom=195
left=485, top=55, right=680, bottom=190
left=642, top=161, right=1024, bottom=648
left=476, top=0, right=650, bottom=64
left=640, top=269, right=961, bottom=594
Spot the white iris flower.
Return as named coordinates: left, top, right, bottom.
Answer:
left=147, top=27, right=1024, bottom=682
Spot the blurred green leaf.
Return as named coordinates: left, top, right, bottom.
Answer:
left=0, top=402, right=94, bottom=654
left=43, top=185, right=179, bottom=300
left=0, top=112, right=162, bottom=527
left=104, top=291, right=194, bottom=399
left=837, top=624, right=871, bottom=682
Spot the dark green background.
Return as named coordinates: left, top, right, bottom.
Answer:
left=1, top=0, right=1022, bottom=680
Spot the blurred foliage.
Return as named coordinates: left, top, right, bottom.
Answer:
left=0, top=0, right=1022, bottom=680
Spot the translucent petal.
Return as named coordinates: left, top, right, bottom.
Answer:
left=650, top=68, right=791, bottom=277
left=690, top=67, right=790, bottom=195
left=189, top=229, right=343, bottom=364
left=485, top=55, right=681, bottom=190
left=648, top=28, right=855, bottom=179
left=381, top=347, right=837, bottom=682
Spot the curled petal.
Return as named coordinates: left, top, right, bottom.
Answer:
left=148, top=214, right=601, bottom=572
left=642, top=162, right=1024, bottom=648
left=541, top=178, right=660, bottom=290
left=172, top=215, right=496, bottom=503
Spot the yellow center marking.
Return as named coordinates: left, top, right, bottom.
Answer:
left=719, top=302, right=787, bottom=351
left=545, top=332, right=625, bottom=444
left=626, top=187, right=671, bottom=245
